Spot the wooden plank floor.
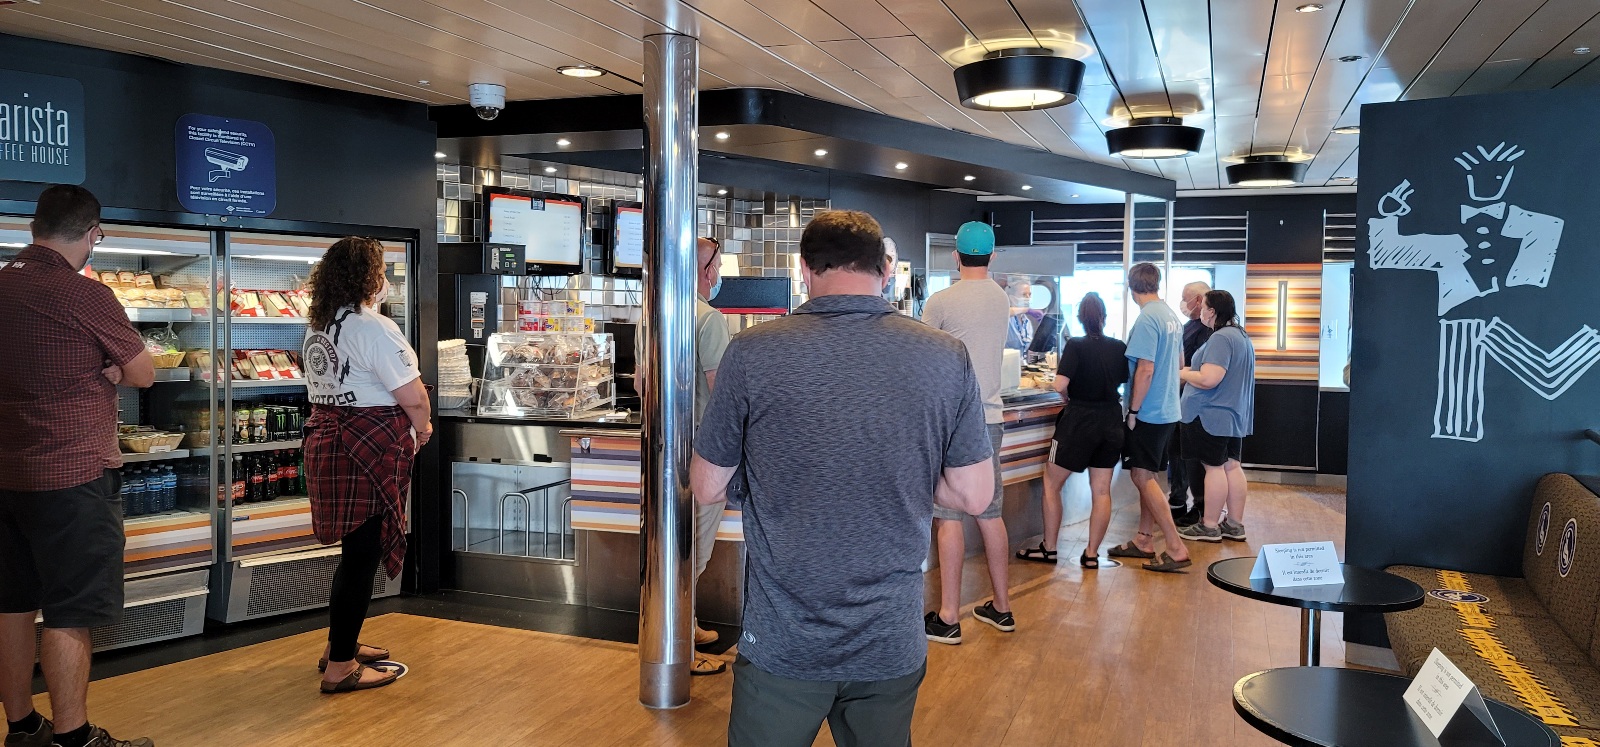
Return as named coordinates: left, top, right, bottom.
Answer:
left=26, top=481, right=1354, bottom=746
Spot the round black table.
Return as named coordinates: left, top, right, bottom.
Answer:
left=1235, top=667, right=1558, bottom=746
left=1207, top=556, right=1424, bottom=666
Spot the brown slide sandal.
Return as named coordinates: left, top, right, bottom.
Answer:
left=320, top=663, right=399, bottom=694
left=318, top=643, right=390, bottom=673
left=1141, top=552, right=1192, bottom=573
left=1107, top=541, right=1156, bottom=560
left=690, top=656, right=727, bottom=677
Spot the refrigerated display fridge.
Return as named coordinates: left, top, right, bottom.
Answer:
left=205, top=231, right=411, bottom=624
left=0, top=217, right=420, bottom=644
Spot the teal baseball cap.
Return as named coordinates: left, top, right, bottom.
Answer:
left=955, top=221, right=995, bottom=256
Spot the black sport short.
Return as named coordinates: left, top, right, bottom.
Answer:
left=1181, top=419, right=1243, bottom=468
left=1122, top=420, right=1177, bottom=473
left=1050, top=402, right=1124, bottom=473
left=0, top=470, right=126, bottom=629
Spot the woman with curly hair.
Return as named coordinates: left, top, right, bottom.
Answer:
left=301, top=237, right=431, bottom=694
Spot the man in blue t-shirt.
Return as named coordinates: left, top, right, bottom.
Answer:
left=1105, top=263, right=1193, bottom=572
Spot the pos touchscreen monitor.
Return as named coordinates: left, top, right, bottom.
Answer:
left=485, top=187, right=586, bottom=276
left=608, top=200, right=644, bottom=278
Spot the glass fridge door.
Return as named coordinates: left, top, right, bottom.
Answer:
left=218, top=233, right=412, bottom=561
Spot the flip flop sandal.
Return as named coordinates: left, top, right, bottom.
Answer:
left=690, top=656, right=727, bottom=677
left=319, top=643, right=390, bottom=673
left=1141, top=552, right=1193, bottom=573
left=1107, top=541, right=1156, bottom=559
left=1016, top=543, right=1058, bottom=564
left=320, top=663, right=399, bottom=694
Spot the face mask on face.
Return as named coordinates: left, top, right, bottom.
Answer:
left=371, top=278, right=391, bottom=307
left=708, top=276, right=723, bottom=300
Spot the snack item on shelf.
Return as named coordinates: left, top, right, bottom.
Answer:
left=117, top=270, right=136, bottom=285
left=134, top=272, right=156, bottom=289
left=184, top=289, right=209, bottom=313
left=231, top=289, right=264, bottom=317
left=99, top=271, right=119, bottom=284
left=287, top=289, right=311, bottom=317
left=262, top=291, right=295, bottom=317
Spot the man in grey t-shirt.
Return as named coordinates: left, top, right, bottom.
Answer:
left=919, top=220, right=1015, bottom=644
left=692, top=210, right=995, bottom=747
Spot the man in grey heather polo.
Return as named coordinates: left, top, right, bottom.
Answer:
left=692, top=210, right=995, bottom=747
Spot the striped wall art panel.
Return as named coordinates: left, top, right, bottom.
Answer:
left=1245, top=263, right=1323, bottom=381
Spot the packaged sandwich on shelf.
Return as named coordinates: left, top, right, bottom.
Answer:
left=475, top=332, right=614, bottom=418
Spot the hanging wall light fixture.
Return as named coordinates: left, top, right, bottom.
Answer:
left=1226, top=155, right=1309, bottom=187
left=1106, top=116, right=1206, bottom=158
left=954, top=48, right=1085, bottom=111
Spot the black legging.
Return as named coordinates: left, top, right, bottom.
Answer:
left=327, top=514, right=383, bottom=662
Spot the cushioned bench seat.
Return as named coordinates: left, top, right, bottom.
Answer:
left=1384, top=473, right=1600, bottom=744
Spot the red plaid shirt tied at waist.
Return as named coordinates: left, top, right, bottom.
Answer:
left=304, top=404, right=415, bottom=578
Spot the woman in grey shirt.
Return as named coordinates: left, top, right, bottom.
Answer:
left=1175, top=290, right=1255, bottom=543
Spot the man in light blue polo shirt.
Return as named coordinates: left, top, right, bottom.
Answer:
left=1105, top=262, right=1192, bottom=572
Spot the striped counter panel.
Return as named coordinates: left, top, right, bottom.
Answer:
left=1001, top=404, right=1062, bottom=485
left=569, top=434, right=743, bottom=540
left=125, top=511, right=213, bottom=577
left=229, top=497, right=320, bottom=558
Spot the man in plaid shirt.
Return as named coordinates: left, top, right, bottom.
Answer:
left=0, top=185, right=156, bottom=747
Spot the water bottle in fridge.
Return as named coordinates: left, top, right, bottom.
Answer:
left=119, top=468, right=131, bottom=518
left=162, top=466, right=178, bottom=512
left=127, top=468, right=147, bottom=517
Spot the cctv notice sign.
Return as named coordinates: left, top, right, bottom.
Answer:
left=176, top=113, right=276, bottom=217
left=0, top=69, right=86, bottom=185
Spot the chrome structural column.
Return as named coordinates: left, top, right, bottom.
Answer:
left=638, top=31, right=699, bottom=711
left=1301, top=609, right=1322, bottom=666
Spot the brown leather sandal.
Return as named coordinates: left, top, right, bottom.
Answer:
left=1141, top=552, right=1193, bottom=573
left=1107, top=541, right=1156, bottom=559
left=690, top=656, right=727, bottom=676
left=318, top=643, right=390, bottom=673
left=320, top=663, right=399, bottom=694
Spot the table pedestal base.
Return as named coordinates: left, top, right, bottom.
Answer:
left=1300, top=609, right=1321, bottom=666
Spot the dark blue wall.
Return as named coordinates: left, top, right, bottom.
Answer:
left=1346, top=88, right=1600, bottom=644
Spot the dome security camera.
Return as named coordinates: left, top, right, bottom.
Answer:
left=469, top=83, right=506, bottom=121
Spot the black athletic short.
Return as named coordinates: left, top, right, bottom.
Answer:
left=1122, top=420, right=1177, bottom=473
left=1181, top=419, right=1243, bottom=468
left=1050, top=402, right=1124, bottom=473
left=0, top=470, right=126, bottom=629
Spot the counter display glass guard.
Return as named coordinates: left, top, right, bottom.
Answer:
left=476, top=331, right=615, bottom=418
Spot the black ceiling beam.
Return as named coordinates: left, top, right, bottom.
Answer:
left=432, top=88, right=1175, bottom=202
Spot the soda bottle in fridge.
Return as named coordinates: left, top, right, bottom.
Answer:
left=283, top=452, right=301, bottom=497
left=231, top=455, right=247, bottom=506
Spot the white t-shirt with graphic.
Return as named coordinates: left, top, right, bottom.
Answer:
left=304, top=305, right=421, bottom=407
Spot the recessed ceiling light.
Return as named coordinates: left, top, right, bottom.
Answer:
left=954, top=48, right=1086, bottom=111
left=418, top=80, right=430, bottom=86
left=544, top=166, right=557, bottom=174
left=1338, top=55, right=1365, bottom=63
left=556, top=138, right=571, bottom=146
left=894, top=162, right=908, bottom=170
left=558, top=65, right=605, bottom=78
left=714, top=132, right=730, bottom=141
left=1332, top=125, right=1361, bottom=135
left=717, top=189, right=728, bottom=196
left=814, top=149, right=828, bottom=157
left=1576, top=47, right=1593, bottom=55
left=434, top=152, right=446, bottom=159
left=1021, top=185, right=1032, bottom=190
left=963, top=175, right=976, bottom=181
left=1295, top=3, right=1324, bottom=12
left=1071, top=193, right=1079, bottom=198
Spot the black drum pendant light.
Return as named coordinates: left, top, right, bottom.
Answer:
left=1226, top=155, right=1309, bottom=187
left=954, top=48, right=1086, bottom=111
left=1106, top=116, right=1205, bottom=158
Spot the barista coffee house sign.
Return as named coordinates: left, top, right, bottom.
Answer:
left=0, top=69, right=86, bottom=185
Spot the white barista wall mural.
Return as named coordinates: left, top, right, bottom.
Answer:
left=1368, top=142, right=1600, bottom=442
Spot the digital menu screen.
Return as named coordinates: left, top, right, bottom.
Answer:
left=611, top=201, right=644, bottom=275
left=486, top=189, right=585, bottom=272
